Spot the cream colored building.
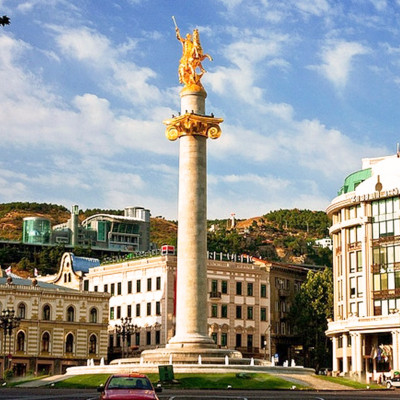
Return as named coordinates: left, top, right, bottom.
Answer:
left=84, top=254, right=313, bottom=362
left=326, top=154, right=400, bottom=381
left=85, top=255, right=271, bottom=360
left=1, top=272, right=110, bottom=376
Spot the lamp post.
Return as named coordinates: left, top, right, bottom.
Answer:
left=0, top=309, right=21, bottom=373
left=115, top=317, right=137, bottom=359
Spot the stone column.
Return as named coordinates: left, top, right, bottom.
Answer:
left=332, top=336, right=338, bottom=372
left=392, top=330, right=399, bottom=371
left=343, top=333, right=349, bottom=374
left=168, top=90, right=212, bottom=347
left=165, top=89, right=222, bottom=349
left=351, top=333, right=356, bottom=374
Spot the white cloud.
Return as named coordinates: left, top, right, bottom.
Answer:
left=311, top=40, right=370, bottom=89
left=293, top=0, right=331, bottom=16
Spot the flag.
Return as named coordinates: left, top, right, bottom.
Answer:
left=5, top=266, right=11, bottom=276
left=34, top=268, right=38, bottom=277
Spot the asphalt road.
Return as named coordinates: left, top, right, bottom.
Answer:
left=1, top=388, right=400, bottom=400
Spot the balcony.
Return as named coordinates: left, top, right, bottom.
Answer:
left=209, top=291, right=222, bottom=299
left=278, top=288, right=290, bottom=297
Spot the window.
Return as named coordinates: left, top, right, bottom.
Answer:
left=260, top=284, right=267, bottom=298
left=117, top=306, right=121, bottom=319
left=247, top=306, right=253, bottom=320
left=67, top=306, right=74, bottom=322
left=221, top=280, right=228, bottom=294
left=156, top=277, right=161, bottom=290
left=104, top=284, right=108, bottom=293
left=18, top=303, right=26, bottom=319
left=211, top=304, right=218, bottom=317
left=236, top=305, right=242, bottom=319
left=128, top=281, right=132, bottom=294
left=155, top=330, right=160, bottom=345
left=42, top=305, right=51, bottom=320
left=111, top=283, right=115, bottom=295
left=211, top=332, right=218, bottom=344
left=136, top=304, right=141, bottom=317
left=221, top=333, right=227, bottom=347
left=90, top=307, right=98, bottom=323
left=236, top=333, right=242, bottom=347
left=221, top=304, right=228, bottom=318
left=135, top=332, right=140, bottom=346
left=146, top=331, right=151, bottom=345
left=136, top=279, right=141, bottom=292
left=17, top=331, right=25, bottom=352
left=65, top=333, right=74, bottom=353
left=156, top=301, right=161, bottom=316
left=42, top=332, right=50, bottom=352
left=83, top=280, right=89, bottom=291
left=147, top=278, right=152, bottom=291
left=89, top=334, right=97, bottom=354
left=127, top=305, right=132, bottom=318
left=247, top=283, right=253, bottom=296
left=211, top=280, right=218, bottom=294
left=147, top=302, right=151, bottom=316
left=236, top=282, right=242, bottom=295
left=117, top=282, right=122, bottom=295
left=94, top=285, right=98, bottom=292
left=110, top=307, right=115, bottom=320
left=261, top=307, right=267, bottom=321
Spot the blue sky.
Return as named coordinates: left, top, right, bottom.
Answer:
left=0, top=0, right=399, bottom=220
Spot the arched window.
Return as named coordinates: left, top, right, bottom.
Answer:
left=42, top=305, right=51, bottom=320
left=90, top=307, right=98, bottom=323
left=42, top=332, right=50, bottom=352
left=17, top=303, right=26, bottom=319
left=65, top=333, right=74, bottom=353
left=67, top=306, right=74, bottom=322
left=17, top=331, right=25, bottom=352
left=89, top=334, right=97, bottom=354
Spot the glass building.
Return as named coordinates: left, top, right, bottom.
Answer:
left=22, top=217, right=51, bottom=244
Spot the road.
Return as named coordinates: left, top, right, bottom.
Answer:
left=1, top=388, right=400, bottom=400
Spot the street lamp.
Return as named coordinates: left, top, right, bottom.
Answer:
left=0, top=309, right=21, bottom=372
left=115, top=317, right=137, bottom=359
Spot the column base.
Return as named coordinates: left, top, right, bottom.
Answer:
left=140, top=346, right=242, bottom=365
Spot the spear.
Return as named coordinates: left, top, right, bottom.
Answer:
left=172, top=15, right=178, bottom=30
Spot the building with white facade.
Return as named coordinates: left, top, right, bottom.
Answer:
left=83, top=253, right=314, bottom=363
left=326, top=154, right=400, bottom=381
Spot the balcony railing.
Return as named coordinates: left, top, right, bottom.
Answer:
left=278, top=288, right=290, bottom=297
left=209, top=291, right=222, bottom=299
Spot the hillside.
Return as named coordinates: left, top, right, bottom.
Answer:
left=0, top=203, right=332, bottom=274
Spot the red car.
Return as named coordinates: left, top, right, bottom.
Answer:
left=97, top=373, right=162, bottom=400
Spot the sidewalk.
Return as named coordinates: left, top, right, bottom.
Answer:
left=16, top=374, right=68, bottom=388
left=277, top=373, right=355, bottom=390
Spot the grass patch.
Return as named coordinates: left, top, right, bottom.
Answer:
left=51, top=372, right=307, bottom=390
left=315, top=375, right=382, bottom=389
left=161, top=373, right=307, bottom=390
left=52, top=374, right=111, bottom=389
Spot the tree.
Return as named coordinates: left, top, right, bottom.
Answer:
left=290, top=267, right=333, bottom=372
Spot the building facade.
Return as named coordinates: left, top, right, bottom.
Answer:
left=326, top=154, right=400, bottom=381
left=22, top=205, right=151, bottom=253
left=0, top=273, right=110, bottom=376
left=83, top=254, right=313, bottom=363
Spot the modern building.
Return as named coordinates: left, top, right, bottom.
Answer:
left=22, top=217, right=51, bottom=244
left=0, top=270, right=110, bottom=376
left=326, top=154, right=400, bottom=381
left=22, top=205, right=151, bottom=253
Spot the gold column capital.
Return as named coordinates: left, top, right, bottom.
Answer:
left=164, top=113, right=223, bottom=141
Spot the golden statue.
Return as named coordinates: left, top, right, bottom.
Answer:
left=173, top=17, right=212, bottom=91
